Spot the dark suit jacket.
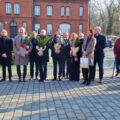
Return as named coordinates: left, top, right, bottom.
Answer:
left=0, top=36, right=13, bottom=64
left=36, top=36, right=49, bottom=63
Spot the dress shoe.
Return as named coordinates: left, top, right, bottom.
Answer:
left=23, top=78, right=26, bottom=82
left=18, top=78, right=21, bottom=82
left=82, top=80, right=87, bottom=84
left=115, top=73, right=119, bottom=77
left=29, top=78, right=33, bottom=80
left=0, top=79, right=6, bottom=82
left=9, top=79, right=12, bottom=82
left=39, top=79, right=44, bottom=82
left=99, top=79, right=103, bottom=84
left=86, top=82, right=90, bottom=85
left=52, top=78, right=57, bottom=81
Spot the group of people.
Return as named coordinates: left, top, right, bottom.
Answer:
left=0, top=26, right=107, bottom=85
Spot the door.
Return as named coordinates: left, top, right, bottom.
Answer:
left=10, top=21, right=17, bottom=38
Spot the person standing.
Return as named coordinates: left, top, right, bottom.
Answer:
left=0, top=29, right=13, bottom=82
left=29, top=31, right=38, bottom=80
left=114, top=38, right=120, bottom=76
left=13, top=27, right=32, bottom=82
left=92, top=27, right=106, bottom=83
left=36, top=29, right=49, bottom=82
left=82, top=29, right=96, bottom=85
left=50, top=29, right=63, bottom=81
left=61, top=32, right=70, bottom=79
left=69, top=33, right=82, bottom=81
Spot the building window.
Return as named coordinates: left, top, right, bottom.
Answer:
left=79, top=24, right=83, bottom=33
left=14, top=4, right=20, bottom=14
left=47, top=6, right=52, bottom=16
left=66, top=7, right=70, bottom=17
left=35, top=24, right=40, bottom=34
left=23, top=22, right=27, bottom=30
left=47, top=24, right=52, bottom=36
left=0, top=22, right=4, bottom=33
left=80, top=7, right=83, bottom=17
left=59, top=24, right=70, bottom=35
left=61, top=7, right=64, bottom=17
left=35, top=6, right=40, bottom=16
left=6, top=3, right=12, bottom=14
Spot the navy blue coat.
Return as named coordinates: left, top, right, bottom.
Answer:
left=0, top=36, right=13, bottom=64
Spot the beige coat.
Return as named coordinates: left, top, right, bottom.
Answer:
left=13, top=35, right=32, bottom=65
left=82, top=37, right=96, bottom=66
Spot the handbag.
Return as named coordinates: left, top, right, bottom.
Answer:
left=80, top=57, right=89, bottom=69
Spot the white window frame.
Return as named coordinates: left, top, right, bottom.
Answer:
left=14, top=3, right=20, bottom=14
left=79, top=24, right=83, bottom=33
left=6, top=3, right=12, bottom=14
left=47, top=24, right=52, bottom=36
left=35, top=6, right=40, bottom=16
left=23, top=22, right=27, bottom=30
left=59, top=24, right=70, bottom=35
left=47, top=6, right=52, bottom=16
left=61, top=7, right=64, bottom=17
left=35, top=24, right=40, bottom=34
left=80, top=7, right=83, bottom=17
left=66, top=7, right=70, bottom=17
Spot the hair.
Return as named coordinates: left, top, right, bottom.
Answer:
left=79, top=33, right=84, bottom=39
left=71, top=33, right=78, bottom=43
left=1, top=29, right=8, bottom=36
left=40, top=29, right=46, bottom=35
left=18, top=27, right=26, bottom=33
left=89, top=29, right=94, bottom=39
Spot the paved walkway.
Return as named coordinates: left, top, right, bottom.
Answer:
left=0, top=70, right=120, bottom=120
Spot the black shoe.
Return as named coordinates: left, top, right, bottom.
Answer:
left=39, top=79, right=44, bottom=82
left=0, top=79, right=6, bottom=82
left=86, top=82, right=90, bottom=85
left=23, top=78, right=26, bottom=82
left=82, top=80, right=87, bottom=84
left=9, top=79, right=12, bottom=82
left=52, top=78, right=57, bottom=81
left=115, top=73, right=119, bottom=77
left=18, top=78, right=21, bottom=82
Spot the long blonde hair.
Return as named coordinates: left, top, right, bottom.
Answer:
left=70, top=33, right=78, bottom=44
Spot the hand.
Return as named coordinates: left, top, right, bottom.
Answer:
left=17, top=51, right=21, bottom=56
left=25, top=51, right=29, bottom=55
left=2, top=53, right=7, bottom=58
left=55, top=49, right=61, bottom=54
left=38, top=51, right=44, bottom=56
left=83, top=52, right=87, bottom=57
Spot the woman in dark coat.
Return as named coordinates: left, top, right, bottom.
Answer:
left=36, top=29, right=49, bottom=82
left=69, top=33, right=83, bottom=81
left=29, top=31, right=38, bottom=80
left=0, top=29, right=13, bottom=82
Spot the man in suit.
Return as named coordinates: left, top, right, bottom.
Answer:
left=92, top=26, right=106, bottom=83
left=0, top=29, right=13, bottom=82
left=13, top=27, right=32, bottom=82
left=50, top=29, right=63, bottom=81
left=36, top=29, right=49, bottom=82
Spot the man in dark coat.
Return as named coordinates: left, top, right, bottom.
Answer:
left=0, top=29, right=13, bottom=82
left=29, top=31, right=38, bottom=80
left=36, top=29, right=49, bottom=82
left=61, top=32, right=70, bottom=79
left=50, top=29, right=63, bottom=81
left=92, top=27, right=106, bottom=83
left=114, top=38, right=120, bottom=76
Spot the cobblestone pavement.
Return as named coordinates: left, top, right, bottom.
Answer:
left=0, top=48, right=120, bottom=120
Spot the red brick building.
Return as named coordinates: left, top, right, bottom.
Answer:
left=0, top=0, right=89, bottom=38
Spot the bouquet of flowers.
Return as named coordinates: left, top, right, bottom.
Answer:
left=36, top=36, right=50, bottom=52
left=21, top=32, right=32, bottom=50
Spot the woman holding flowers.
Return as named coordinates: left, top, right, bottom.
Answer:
left=13, top=27, right=32, bottom=82
left=36, top=29, right=50, bottom=82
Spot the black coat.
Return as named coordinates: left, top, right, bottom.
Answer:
left=0, top=36, right=13, bottom=64
left=94, top=34, right=106, bottom=56
left=36, top=36, right=49, bottom=63
left=29, top=37, right=37, bottom=60
left=50, top=35, right=64, bottom=59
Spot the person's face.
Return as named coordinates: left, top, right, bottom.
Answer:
left=19, top=28, right=25, bottom=36
left=33, top=33, right=37, bottom=39
left=79, top=34, right=83, bottom=39
left=86, top=31, right=91, bottom=37
left=64, top=33, right=69, bottom=39
left=1, top=30, right=7, bottom=37
left=40, top=30, right=46, bottom=36
left=57, top=30, right=61, bottom=36
left=70, top=34, right=74, bottom=41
